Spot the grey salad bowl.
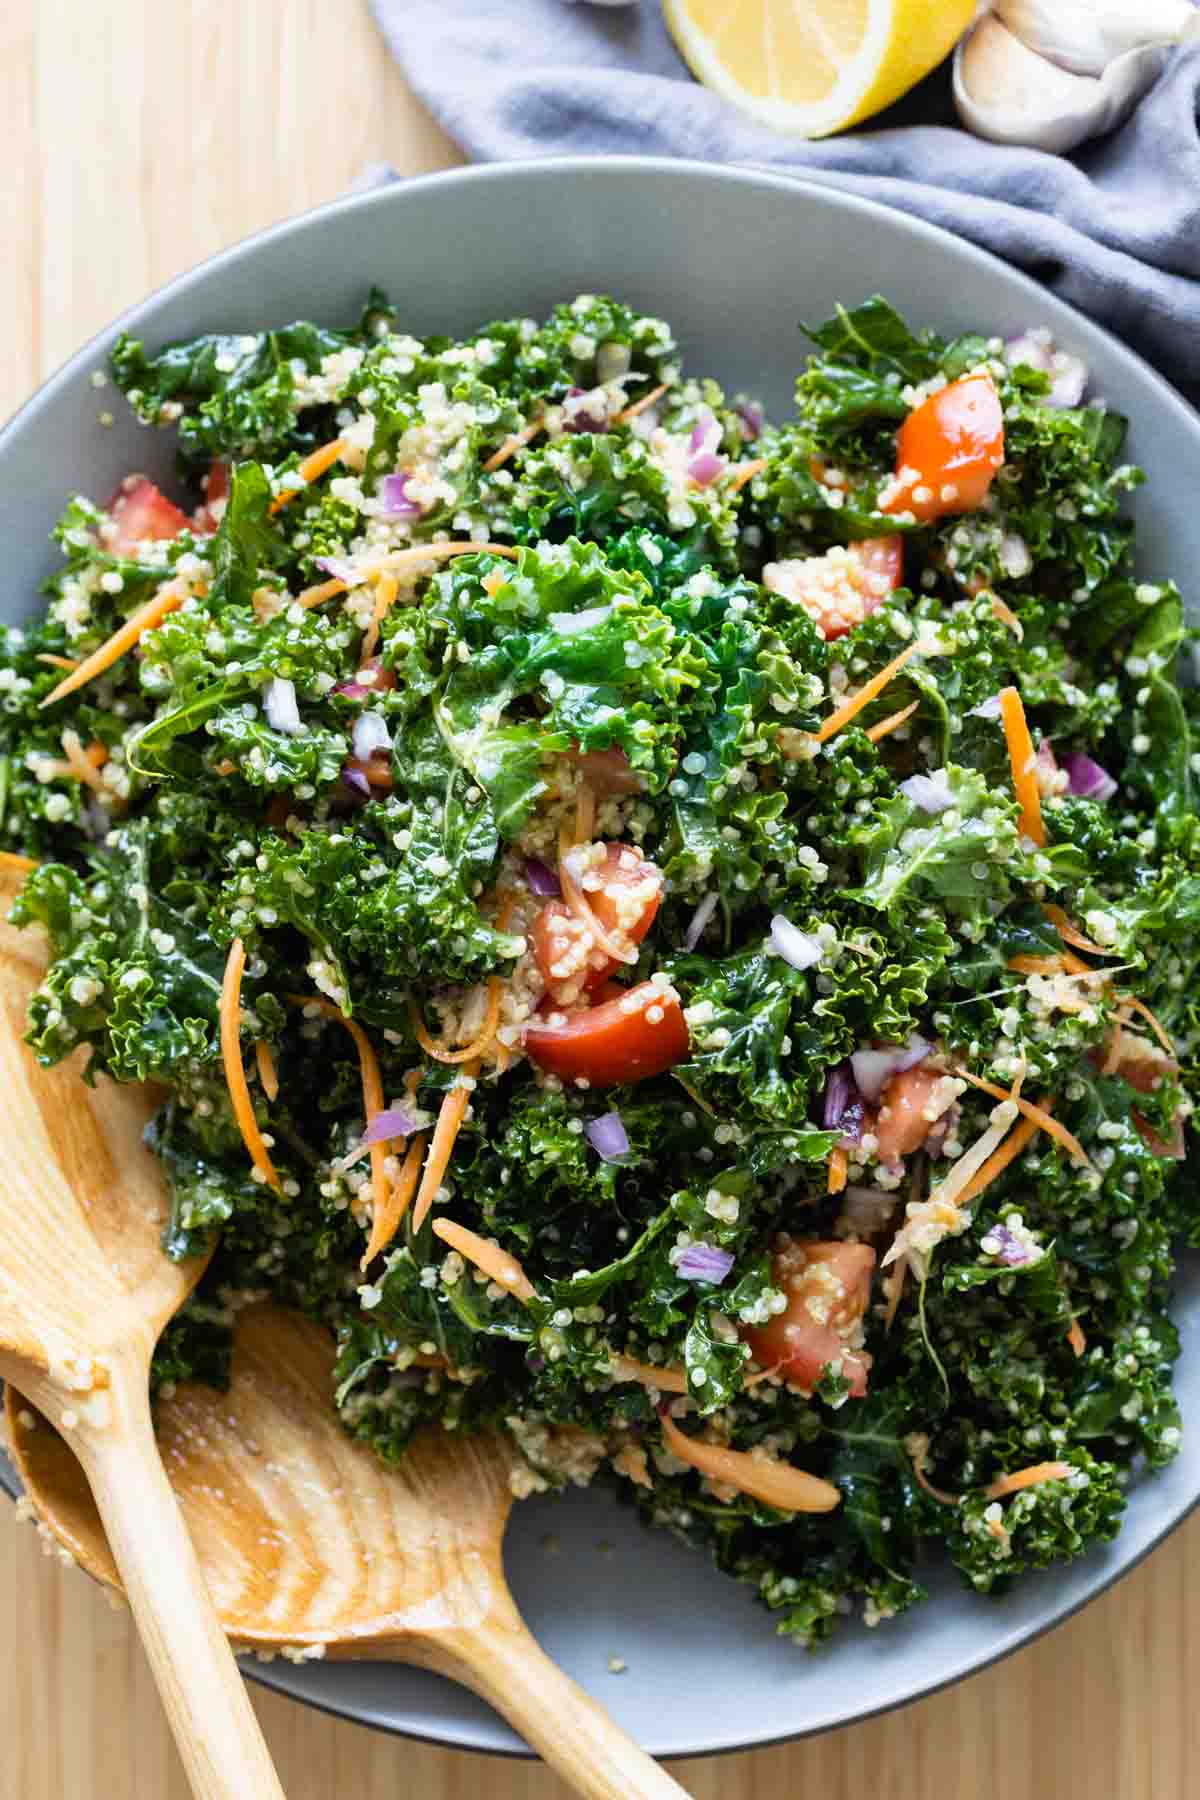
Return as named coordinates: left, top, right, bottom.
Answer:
left=1, top=157, right=1198, bottom=1762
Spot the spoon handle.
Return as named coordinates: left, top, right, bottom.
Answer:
left=76, top=1357, right=286, bottom=1800
left=433, top=1603, right=692, bottom=1799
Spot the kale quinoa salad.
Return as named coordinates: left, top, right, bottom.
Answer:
left=1, top=289, right=1197, bottom=1649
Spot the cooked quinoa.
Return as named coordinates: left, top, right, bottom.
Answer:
left=3, top=290, right=1198, bottom=1643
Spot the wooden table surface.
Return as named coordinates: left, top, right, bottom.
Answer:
left=1, top=5, right=1195, bottom=1796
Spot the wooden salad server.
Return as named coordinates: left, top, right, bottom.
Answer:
left=0, top=872, right=287, bottom=1799
left=8, top=1302, right=692, bottom=1799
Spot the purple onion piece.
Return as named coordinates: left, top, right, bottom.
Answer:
left=1047, top=358, right=1088, bottom=409
left=687, top=449, right=727, bottom=488
left=986, top=1224, right=1034, bottom=1267
left=770, top=914, right=822, bottom=971
left=836, top=1099, right=868, bottom=1150
left=689, top=410, right=720, bottom=454
left=850, top=1034, right=932, bottom=1103
left=684, top=891, right=719, bottom=952
left=822, top=1064, right=854, bottom=1131
left=315, top=554, right=354, bottom=584
left=1062, top=750, right=1117, bottom=803
left=363, top=1105, right=420, bottom=1145
left=970, top=694, right=1003, bottom=720
left=676, top=1244, right=735, bottom=1285
left=351, top=711, right=392, bottom=762
left=586, top=1111, right=634, bottom=1163
left=380, top=471, right=422, bottom=518
left=263, top=676, right=303, bottom=736
left=332, top=679, right=371, bottom=701
left=562, top=387, right=609, bottom=435
left=341, top=766, right=371, bottom=800
left=899, top=771, right=955, bottom=815
left=735, top=400, right=765, bottom=442
left=525, top=856, right=562, bottom=899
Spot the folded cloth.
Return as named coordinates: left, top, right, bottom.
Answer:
left=370, top=0, right=1200, bottom=403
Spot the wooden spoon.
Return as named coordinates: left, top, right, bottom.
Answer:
left=0, top=876, right=286, bottom=1799
left=7, top=1302, right=691, bottom=1799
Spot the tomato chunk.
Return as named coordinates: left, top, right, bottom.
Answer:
left=524, top=980, right=688, bottom=1087
left=193, top=459, right=229, bottom=534
left=763, top=536, right=902, bottom=642
left=742, top=1241, right=875, bottom=1398
left=880, top=373, right=1004, bottom=523
left=534, top=843, right=664, bottom=1004
left=873, top=1066, right=946, bottom=1165
left=105, top=476, right=189, bottom=554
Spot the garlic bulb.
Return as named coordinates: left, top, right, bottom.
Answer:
left=954, top=14, right=1181, bottom=153
left=994, top=0, right=1194, bottom=76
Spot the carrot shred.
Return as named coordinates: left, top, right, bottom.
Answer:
left=297, top=576, right=349, bottom=610
left=285, top=994, right=391, bottom=1214
left=409, top=986, right=504, bottom=1066
left=1067, top=1317, right=1086, bottom=1358
left=990, top=596, right=1024, bottom=640
left=0, top=851, right=38, bottom=875
left=815, top=643, right=919, bottom=745
left=220, top=939, right=280, bottom=1192
left=883, top=1254, right=909, bottom=1333
left=1121, top=995, right=1176, bottom=1058
left=984, top=1461, right=1071, bottom=1500
left=613, top=383, right=668, bottom=426
left=729, top=456, right=767, bottom=495
left=609, top=1354, right=689, bottom=1395
left=269, top=438, right=346, bottom=514
left=574, top=781, right=595, bottom=847
left=35, top=653, right=80, bottom=672
left=954, top=1068, right=1091, bottom=1168
left=998, top=686, right=1044, bottom=847
left=672, top=1073, right=717, bottom=1118
left=907, top=1446, right=960, bottom=1506
left=39, top=580, right=187, bottom=707
left=482, top=416, right=545, bottom=474
left=1040, top=903, right=1110, bottom=958
left=254, top=1039, right=280, bottom=1104
left=827, top=1146, right=848, bottom=1196
left=953, top=1111, right=1042, bottom=1209
left=359, top=572, right=398, bottom=663
left=430, top=1216, right=535, bottom=1303
left=412, top=1069, right=479, bottom=1234
left=1060, top=949, right=1099, bottom=978
left=60, top=731, right=109, bottom=792
left=865, top=699, right=919, bottom=744
left=1101, top=1009, right=1129, bottom=1077
left=558, top=825, right=638, bottom=967
left=1007, top=954, right=1066, bottom=977
left=658, top=1411, right=841, bottom=1514
left=360, top=1133, right=426, bottom=1269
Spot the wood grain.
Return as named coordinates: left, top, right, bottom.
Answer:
left=0, top=4, right=1195, bottom=1797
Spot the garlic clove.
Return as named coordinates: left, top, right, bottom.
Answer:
left=994, top=0, right=1193, bottom=78
left=954, top=16, right=1172, bottom=154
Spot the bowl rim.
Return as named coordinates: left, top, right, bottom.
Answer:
left=2, top=152, right=1198, bottom=1762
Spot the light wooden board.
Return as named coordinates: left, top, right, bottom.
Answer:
left=0, top=4, right=1195, bottom=1796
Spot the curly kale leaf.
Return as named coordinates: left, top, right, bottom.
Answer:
left=849, top=763, right=1023, bottom=918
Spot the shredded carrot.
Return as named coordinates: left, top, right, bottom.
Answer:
left=39, top=580, right=187, bottom=707
left=998, top=686, right=1044, bottom=847
left=729, top=456, right=767, bottom=495
left=1061, top=949, right=1099, bottom=978
left=360, top=1133, right=426, bottom=1269
left=220, top=939, right=280, bottom=1192
left=1101, top=1009, right=1129, bottom=1077
left=409, top=987, right=504, bottom=1066
left=359, top=572, right=398, bottom=663
left=1120, top=995, right=1175, bottom=1058
left=60, top=731, right=109, bottom=792
left=610, top=1354, right=689, bottom=1395
left=658, top=1411, right=841, bottom=1514
left=0, top=851, right=38, bottom=876
left=990, top=596, right=1024, bottom=640
left=574, top=780, right=595, bottom=846
left=1067, top=1317, right=1086, bottom=1358
left=815, top=643, right=920, bottom=744
left=953, top=1112, right=1042, bottom=1209
left=412, top=1069, right=479, bottom=1234
left=286, top=994, right=391, bottom=1213
left=984, top=1461, right=1071, bottom=1500
left=865, top=699, right=919, bottom=745
left=613, top=383, right=668, bottom=426
left=482, top=416, right=545, bottom=474
left=954, top=1069, right=1090, bottom=1168
left=827, top=1145, right=848, bottom=1196
left=672, top=1073, right=717, bottom=1118
left=909, top=1455, right=960, bottom=1506
left=883, top=1255, right=909, bottom=1333
left=482, top=569, right=505, bottom=599
left=1007, top=954, right=1067, bottom=977
left=36, top=653, right=80, bottom=672
left=558, top=825, right=637, bottom=967
left=1041, top=903, right=1110, bottom=958
left=253, top=1039, right=279, bottom=1104
left=297, top=576, right=349, bottom=610
left=430, top=1216, right=535, bottom=1303
left=269, top=438, right=346, bottom=514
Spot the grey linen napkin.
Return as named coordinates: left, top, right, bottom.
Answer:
left=370, top=0, right=1200, bottom=404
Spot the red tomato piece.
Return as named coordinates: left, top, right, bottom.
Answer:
left=105, top=476, right=190, bottom=554
left=742, top=1241, right=875, bottom=1398
left=524, top=980, right=689, bottom=1087
left=873, top=1065, right=945, bottom=1166
left=880, top=373, right=1004, bottom=523
left=193, top=459, right=229, bottom=534
left=533, top=844, right=664, bottom=1004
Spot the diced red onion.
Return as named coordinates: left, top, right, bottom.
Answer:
left=687, top=409, right=728, bottom=487
left=985, top=1224, right=1034, bottom=1267
left=684, top=891, right=719, bottom=952
left=352, top=711, right=392, bottom=761
left=851, top=1034, right=931, bottom=1103
left=689, top=410, right=720, bottom=455
left=970, top=694, right=1003, bottom=720
left=899, top=771, right=955, bottom=815
left=562, top=387, right=610, bottom=434
left=341, top=766, right=371, bottom=800
left=316, top=554, right=355, bottom=583
left=769, top=915, right=823, bottom=971
left=547, top=604, right=613, bottom=635
left=263, top=676, right=303, bottom=736
left=822, top=1065, right=854, bottom=1131
left=362, top=1105, right=420, bottom=1144
left=586, top=1112, right=633, bottom=1162
left=630, top=407, right=660, bottom=441
left=595, top=340, right=632, bottom=384
left=525, top=857, right=562, bottom=898
left=333, top=679, right=372, bottom=701
left=380, top=472, right=422, bottom=518
left=1005, top=331, right=1054, bottom=375
left=1005, top=333, right=1087, bottom=410
left=676, top=1244, right=735, bottom=1285
left=735, top=400, right=765, bottom=442
left=1063, top=751, right=1117, bottom=803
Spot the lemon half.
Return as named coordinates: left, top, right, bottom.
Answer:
left=663, top=0, right=978, bottom=138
